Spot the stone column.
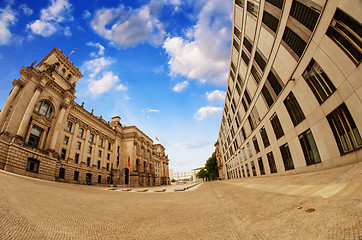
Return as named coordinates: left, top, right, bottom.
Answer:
left=82, top=128, right=90, bottom=164
left=0, top=80, right=22, bottom=130
left=69, top=121, right=80, bottom=159
left=49, top=102, right=68, bottom=150
left=16, top=84, right=43, bottom=139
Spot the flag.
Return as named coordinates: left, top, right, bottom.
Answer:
left=69, top=48, right=77, bottom=57
left=127, top=156, right=130, bottom=168
left=156, top=137, right=159, bottom=141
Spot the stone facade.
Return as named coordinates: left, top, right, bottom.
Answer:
left=214, top=141, right=225, bottom=180
left=0, top=47, right=170, bottom=187
left=218, top=0, right=361, bottom=179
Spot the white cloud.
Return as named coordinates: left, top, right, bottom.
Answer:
left=172, top=81, right=189, bottom=93
left=194, top=106, right=222, bottom=121
left=206, top=90, right=225, bottom=102
left=146, top=108, right=160, bottom=113
left=88, top=71, right=123, bottom=95
left=91, top=2, right=165, bottom=47
left=27, top=0, right=72, bottom=37
left=0, top=6, right=16, bottom=45
left=116, top=84, right=127, bottom=91
left=87, top=42, right=105, bottom=57
left=19, top=4, right=33, bottom=16
left=163, top=0, right=232, bottom=86
left=83, top=57, right=114, bottom=78
left=82, top=10, right=91, bottom=19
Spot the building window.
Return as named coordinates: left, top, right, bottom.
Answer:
left=107, top=153, right=110, bottom=160
left=252, top=136, right=260, bottom=153
left=251, top=65, right=261, bottom=84
left=262, top=11, right=279, bottom=33
left=26, top=158, right=40, bottom=173
left=241, top=51, right=250, bottom=65
left=61, top=68, right=66, bottom=75
left=326, top=9, right=361, bottom=65
left=254, top=51, right=266, bottom=71
left=266, top=0, right=283, bottom=10
left=243, top=37, right=252, bottom=53
left=63, top=136, right=69, bottom=145
left=76, top=142, right=81, bottom=150
left=248, top=107, right=261, bottom=131
left=79, top=128, right=84, bottom=138
left=250, top=161, right=257, bottom=176
left=66, top=121, right=73, bottom=132
left=267, top=151, right=277, bottom=173
left=99, top=139, right=103, bottom=147
left=327, top=103, right=362, bottom=155
left=246, top=142, right=252, bottom=158
left=284, top=92, right=305, bottom=127
left=59, top=168, right=65, bottom=179
left=270, top=113, right=284, bottom=140
left=87, top=157, right=91, bottom=167
left=28, top=126, right=42, bottom=148
left=233, top=39, right=240, bottom=52
left=247, top=1, right=258, bottom=18
left=74, top=171, right=79, bottom=181
left=66, top=74, right=71, bottom=81
left=108, top=142, right=112, bottom=150
left=260, top=126, right=270, bottom=148
left=88, top=146, right=92, bottom=154
left=34, top=100, right=53, bottom=118
left=236, top=0, right=244, bottom=8
left=98, top=175, right=102, bottom=184
left=282, top=27, right=307, bottom=58
left=234, top=26, right=241, bottom=40
left=97, top=161, right=101, bottom=169
left=302, top=59, right=336, bottom=104
left=289, top=0, right=320, bottom=31
left=245, top=163, right=250, bottom=177
left=258, top=157, right=265, bottom=175
left=90, top=133, right=94, bottom=143
left=106, top=163, right=110, bottom=171
left=61, top=149, right=66, bottom=160
left=74, top=153, right=79, bottom=164
left=280, top=143, right=295, bottom=171
left=299, top=129, right=321, bottom=166
left=98, top=150, right=102, bottom=157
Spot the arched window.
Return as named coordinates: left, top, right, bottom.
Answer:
left=61, top=68, right=66, bottom=76
left=66, top=74, right=71, bottom=81
left=35, top=100, right=53, bottom=118
left=54, top=62, right=60, bottom=69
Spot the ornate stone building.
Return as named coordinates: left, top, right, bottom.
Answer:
left=214, top=141, right=225, bottom=180
left=218, top=0, right=361, bottom=179
left=0, top=47, right=170, bottom=187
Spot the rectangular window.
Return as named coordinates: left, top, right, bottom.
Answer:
left=284, top=92, right=305, bottom=126
left=106, top=163, right=110, bottom=171
left=74, top=153, right=79, bottom=164
left=233, top=39, right=240, bottom=52
left=108, top=142, right=112, bottom=150
left=241, top=51, right=250, bottom=65
left=260, top=126, right=270, bottom=148
left=79, top=128, right=84, bottom=138
left=234, top=26, right=242, bottom=40
left=282, top=27, right=307, bottom=58
left=66, top=121, right=73, bottom=132
left=280, top=143, right=295, bottom=171
left=266, top=0, right=284, bottom=10
left=299, top=129, right=321, bottom=165
left=290, top=0, right=320, bottom=31
left=97, top=160, right=101, bottom=169
left=254, top=51, right=266, bottom=71
left=327, top=103, right=362, bottom=155
left=26, top=158, right=40, bottom=173
left=28, top=126, right=42, bottom=148
left=88, top=146, right=92, bottom=154
left=247, top=1, right=258, bottom=18
left=98, top=150, right=102, bottom=157
left=326, top=9, right=361, bottom=65
left=90, top=133, right=94, bottom=143
left=268, top=70, right=283, bottom=96
left=241, top=166, right=245, bottom=177
left=235, top=82, right=242, bottom=96
left=251, top=161, right=257, bottom=176
left=262, top=85, right=275, bottom=108
left=237, top=74, right=244, bottom=89
left=63, top=136, right=69, bottom=145
left=99, top=139, right=103, bottom=147
left=262, top=11, right=279, bottom=33
left=87, top=157, right=91, bottom=167
left=74, top=171, right=79, bottom=181
left=247, top=142, right=253, bottom=158
left=251, top=65, right=261, bottom=84
left=107, top=153, right=110, bottom=160
left=236, top=0, right=244, bottom=8
left=243, top=37, right=252, bottom=53
left=59, top=168, right=65, bottom=179
left=245, top=163, right=250, bottom=177
left=76, top=142, right=81, bottom=150
left=61, top=149, right=66, bottom=160
left=267, top=151, right=277, bottom=173
left=252, top=136, right=260, bottom=153
left=258, top=157, right=265, bottom=175
left=302, top=59, right=336, bottom=104
left=270, top=113, right=284, bottom=140
left=98, top=175, right=102, bottom=184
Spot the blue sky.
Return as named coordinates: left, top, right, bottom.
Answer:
left=0, top=0, right=232, bottom=171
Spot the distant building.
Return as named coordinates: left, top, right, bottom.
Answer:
left=218, top=0, right=361, bottom=179
left=173, top=171, right=193, bottom=181
left=191, top=167, right=203, bottom=182
left=0, top=47, right=170, bottom=186
left=169, top=169, right=174, bottom=180
left=214, top=142, right=225, bottom=180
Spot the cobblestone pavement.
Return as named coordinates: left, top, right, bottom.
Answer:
left=0, top=163, right=361, bottom=240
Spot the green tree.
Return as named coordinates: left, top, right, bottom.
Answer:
left=197, top=168, right=209, bottom=179
left=205, top=151, right=219, bottom=180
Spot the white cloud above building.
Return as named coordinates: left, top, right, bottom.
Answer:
left=194, top=106, right=222, bottom=121
left=172, top=81, right=189, bottom=93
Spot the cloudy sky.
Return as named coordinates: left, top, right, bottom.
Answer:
left=0, top=0, right=232, bottom=171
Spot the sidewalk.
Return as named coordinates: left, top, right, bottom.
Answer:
left=106, top=181, right=203, bottom=193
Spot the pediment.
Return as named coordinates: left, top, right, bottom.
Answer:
left=32, top=114, right=52, bottom=128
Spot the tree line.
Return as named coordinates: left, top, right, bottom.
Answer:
left=197, top=151, right=219, bottom=181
